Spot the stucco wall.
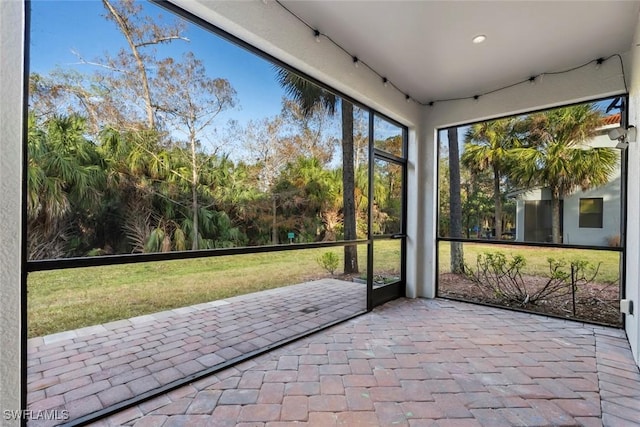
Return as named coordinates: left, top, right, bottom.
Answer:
left=0, top=0, right=25, bottom=424
left=625, top=12, right=640, bottom=367
left=563, top=170, right=621, bottom=246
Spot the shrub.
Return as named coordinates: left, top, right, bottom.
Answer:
left=317, top=251, right=340, bottom=275
left=464, top=251, right=601, bottom=308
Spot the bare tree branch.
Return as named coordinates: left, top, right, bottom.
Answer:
left=136, top=35, right=190, bottom=48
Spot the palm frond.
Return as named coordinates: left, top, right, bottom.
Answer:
left=274, top=66, right=337, bottom=117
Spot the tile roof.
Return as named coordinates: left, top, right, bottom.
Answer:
left=602, top=113, right=621, bottom=126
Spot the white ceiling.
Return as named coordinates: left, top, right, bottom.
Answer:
left=280, top=1, right=640, bottom=104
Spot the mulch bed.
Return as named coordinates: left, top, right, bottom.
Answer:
left=438, top=273, right=622, bottom=327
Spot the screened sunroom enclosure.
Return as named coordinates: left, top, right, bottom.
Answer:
left=22, top=0, right=407, bottom=423
left=436, top=96, right=627, bottom=327
left=3, top=1, right=640, bottom=426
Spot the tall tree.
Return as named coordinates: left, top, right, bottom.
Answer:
left=32, top=0, right=190, bottom=133
left=101, top=0, right=188, bottom=130
left=100, top=2, right=238, bottom=251
left=447, top=127, right=464, bottom=273
left=279, top=99, right=338, bottom=165
left=242, top=100, right=337, bottom=193
left=352, top=108, right=370, bottom=167
left=461, top=168, right=494, bottom=238
left=242, top=115, right=286, bottom=192
left=154, top=52, right=237, bottom=249
left=29, top=71, right=110, bottom=134
left=341, top=101, right=358, bottom=273
left=100, top=126, right=246, bottom=252
left=438, top=155, right=451, bottom=237
left=99, top=126, right=187, bottom=253
left=462, top=118, right=520, bottom=239
left=511, top=104, right=618, bottom=243
left=275, top=69, right=359, bottom=273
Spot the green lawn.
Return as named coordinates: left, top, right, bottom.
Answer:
left=438, top=241, right=621, bottom=283
left=28, top=242, right=401, bottom=338
left=30, top=240, right=611, bottom=338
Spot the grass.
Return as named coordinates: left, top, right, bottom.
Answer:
left=28, top=241, right=401, bottom=338
left=32, top=240, right=610, bottom=338
left=438, top=241, right=621, bottom=283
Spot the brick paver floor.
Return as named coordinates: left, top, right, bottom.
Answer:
left=27, top=279, right=366, bottom=425
left=91, top=298, right=640, bottom=427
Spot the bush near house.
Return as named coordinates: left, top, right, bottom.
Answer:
left=438, top=242, right=621, bottom=326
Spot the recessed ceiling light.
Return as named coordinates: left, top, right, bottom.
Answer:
left=472, top=34, right=487, bottom=44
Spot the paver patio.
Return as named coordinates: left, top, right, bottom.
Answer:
left=90, top=298, right=640, bottom=427
left=26, top=279, right=366, bottom=425
left=26, top=284, right=640, bottom=426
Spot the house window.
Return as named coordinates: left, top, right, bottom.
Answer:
left=579, top=198, right=603, bottom=228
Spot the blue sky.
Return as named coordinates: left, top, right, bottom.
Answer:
left=29, top=0, right=287, bottom=130
left=28, top=0, right=408, bottom=161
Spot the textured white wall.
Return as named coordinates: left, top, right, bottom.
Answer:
left=0, top=0, right=25, bottom=424
left=562, top=134, right=622, bottom=246
left=562, top=170, right=622, bottom=246
left=625, top=12, right=640, bottom=367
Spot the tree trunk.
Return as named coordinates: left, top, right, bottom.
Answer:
left=551, top=187, right=561, bottom=244
left=493, top=167, right=503, bottom=239
left=190, top=132, right=199, bottom=250
left=342, top=101, right=358, bottom=274
left=191, top=182, right=198, bottom=250
left=447, top=127, right=464, bottom=274
left=472, top=177, right=481, bottom=238
left=272, top=195, right=278, bottom=245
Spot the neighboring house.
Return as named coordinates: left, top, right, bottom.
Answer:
left=512, top=114, right=622, bottom=246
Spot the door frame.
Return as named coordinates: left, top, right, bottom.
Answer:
left=367, top=115, right=407, bottom=309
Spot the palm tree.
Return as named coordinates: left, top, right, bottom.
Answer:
left=277, top=156, right=342, bottom=241
left=101, top=126, right=248, bottom=252
left=275, top=68, right=358, bottom=273
left=100, top=126, right=178, bottom=252
left=462, top=118, right=520, bottom=239
left=447, top=127, right=464, bottom=273
left=27, top=113, right=106, bottom=258
left=510, top=104, right=618, bottom=244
